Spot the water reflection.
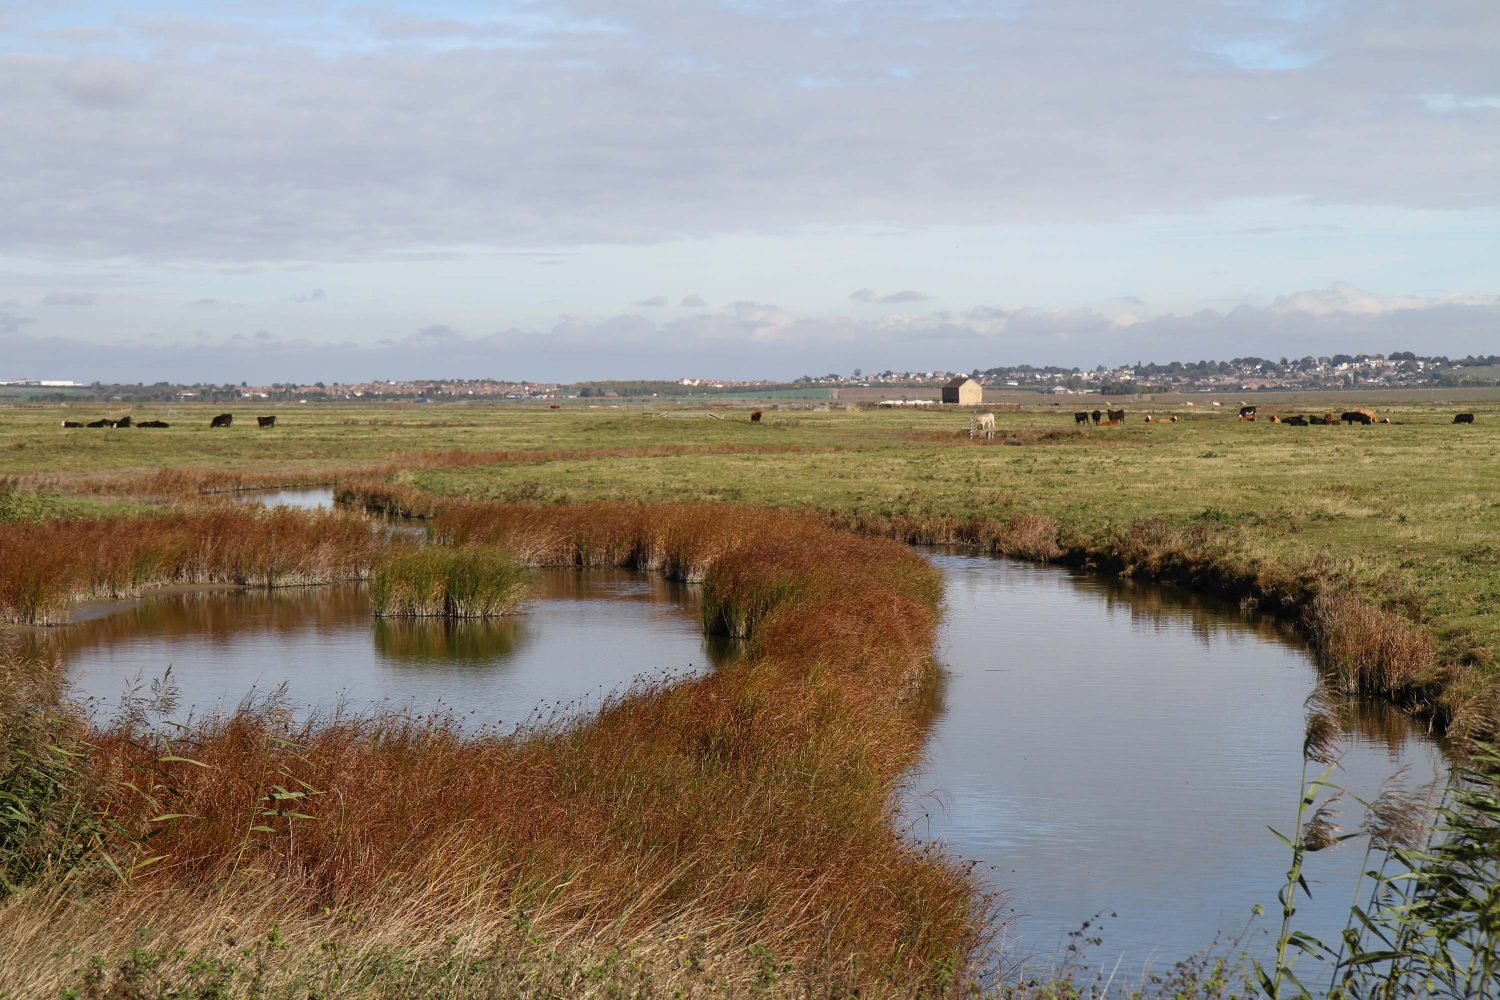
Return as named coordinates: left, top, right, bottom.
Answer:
left=50, top=569, right=734, bottom=729
left=914, top=551, right=1447, bottom=982
left=231, top=486, right=335, bottom=510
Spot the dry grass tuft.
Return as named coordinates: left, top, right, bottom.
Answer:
left=1305, top=592, right=1438, bottom=697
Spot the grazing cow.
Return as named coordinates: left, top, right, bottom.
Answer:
left=1169, top=415, right=1179, bottom=423
left=1454, top=413, right=1475, bottom=424
left=257, top=415, right=277, bottom=428
left=1341, top=411, right=1373, bottom=425
left=1091, top=409, right=1102, bottom=425
left=969, top=412, right=995, bottom=439
left=210, top=413, right=233, bottom=428
left=1284, top=415, right=1308, bottom=426
left=115, top=415, right=132, bottom=428
left=1074, top=411, right=1090, bottom=425
left=61, top=420, right=83, bottom=428
left=549, top=403, right=561, bottom=409
left=749, top=411, right=762, bottom=424
left=137, top=420, right=170, bottom=428
left=1238, top=405, right=1257, bottom=418
left=1239, top=413, right=1256, bottom=422
left=1106, top=408, right=1126, bottom=423
left=1144, top=414, right=1153, bottom=423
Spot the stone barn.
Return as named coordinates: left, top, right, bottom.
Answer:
left=941, top=376, right=982, bottom=406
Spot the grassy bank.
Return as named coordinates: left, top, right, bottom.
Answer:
left=0, top=508, right=382, bottom=625
left=0, top=502, right=980, bottom=995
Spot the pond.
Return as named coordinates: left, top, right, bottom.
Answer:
left=911, top=551, right=1447, bottom=982
left=229, top=486, right=336, bottom=511
left=46, top=569, right=734, bottom=730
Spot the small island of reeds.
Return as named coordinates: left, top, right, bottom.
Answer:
left=369, top=546, right=529, bottom=618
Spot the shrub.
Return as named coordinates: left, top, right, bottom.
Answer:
left=370, top=546, right=529, bottom=618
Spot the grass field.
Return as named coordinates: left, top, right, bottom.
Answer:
left=1, top=396, right=1497, bottom=996
left=2, top=397, right=1497, bottom=726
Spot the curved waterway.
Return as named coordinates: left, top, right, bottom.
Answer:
left=32, top=518, right=1448, bottom=984
left=911, top=550, right=1447, bottom=981
left=45, top=569, right=734, bottom=729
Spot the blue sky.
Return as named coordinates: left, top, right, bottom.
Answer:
left=1, top=1, right=1497, bottom=382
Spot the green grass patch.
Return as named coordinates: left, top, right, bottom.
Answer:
left=370, top=546, right=529, bottom=618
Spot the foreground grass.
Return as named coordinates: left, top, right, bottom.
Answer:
left=2, top=502, right=981, bottom=995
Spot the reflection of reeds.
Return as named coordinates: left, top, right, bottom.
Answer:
left=0, top=509, right=381, bottom=625
left=6, top=500, right=976, bottom=992
left=372, top=615, right=525, bottom=664
left=370, top=547, right=528, bottom=619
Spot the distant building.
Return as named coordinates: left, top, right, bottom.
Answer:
left=941, top=376, right=982, bottom=405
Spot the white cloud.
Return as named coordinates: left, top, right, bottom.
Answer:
left=53, top=58, right=149, bottom=107
left=40, top=291, right=97, bottom=306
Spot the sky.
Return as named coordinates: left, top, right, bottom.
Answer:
left=1, top=0, right=1498, bottom=383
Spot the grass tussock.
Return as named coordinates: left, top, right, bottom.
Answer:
left=370, top=546, right=529, bottom=618
left=1, top=500, right=982, bottom=992
left=1306, top=592, right=1438, bottom=697
left=0, top=508, right=382, bottom=625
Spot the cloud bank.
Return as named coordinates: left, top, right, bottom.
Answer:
left=3, top=285, right=1495, bottom=384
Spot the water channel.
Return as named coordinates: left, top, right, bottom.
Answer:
left=910, top=551, right=1445, bottom=981
left=40, top=495, right=1447, bottom=982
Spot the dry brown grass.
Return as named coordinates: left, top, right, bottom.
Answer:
left=3, top=500, right=981, bottom=993
left=1306, top=592, right=1439, bottom=697
left=0, top=508, right=382, bottom=625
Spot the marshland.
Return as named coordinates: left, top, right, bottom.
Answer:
left=2, top=400, right=1497, bottom=997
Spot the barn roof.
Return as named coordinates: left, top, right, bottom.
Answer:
left=943, top=376, right=976, bottom=389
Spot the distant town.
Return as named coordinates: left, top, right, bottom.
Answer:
left=3, top=351, right=1500, bottom=403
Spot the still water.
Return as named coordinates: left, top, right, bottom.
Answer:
left=40, top=545, right=1445, bottom=981
left=230, top=486, right=335, bottom=511
left=51, top=570, right=732, bottom=729
left=912, top=551, right=1447, bottom=980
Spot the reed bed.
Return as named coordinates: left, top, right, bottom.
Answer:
left=0, top=500, right=981, bottom=993
left=0, top=508, right=382, bottom=625
left=370, top=546, right=529, bottom=618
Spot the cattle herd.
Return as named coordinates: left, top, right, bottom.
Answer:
left=1063, top=404, right=1478, bottom=428
left=61, top=413, right=277, bottom=430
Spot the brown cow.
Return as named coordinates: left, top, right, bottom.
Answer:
left=1454, top=413, right=1476, bottom=424
left=1240, top=413, right=1256, bottom=422
left=257, top=415, right=277, bottom=428
left=750, top=411, right=762, bottom=423
left=210, top=413, right=233, bottom=428
left=1106, top=408, right=1125, bottom=423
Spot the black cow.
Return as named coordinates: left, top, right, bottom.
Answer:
left=749, top=411, right=761, bottom=424
left=115, top=415, right=132, bottom=428
left=1238, top=405, right=1257, bottom=418
left=1090, top=409, right=1102, bottom=425
left=1074, top=411, right=1090, bottom=424
left=137, top=420, right=171, bottom=428
left=1454, top=413, right=1475, bottom=424
left=1283, top=415, right=1308, bottom=426
left=1309, top=414, right=1329, bottom=425
left=1106, top=408, right=1126, bottom=423
left=61, top=420, right=83, bottom=428
left=1341, top=411, right=1373, bottom=425
left=257, top=415, right=277, bottom=428
left=210, top=413, right=233, bottom=428
left=85, top=418, right=115, bottom=428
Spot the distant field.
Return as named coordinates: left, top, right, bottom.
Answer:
left=3, top=397, right=1497, bottom=723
